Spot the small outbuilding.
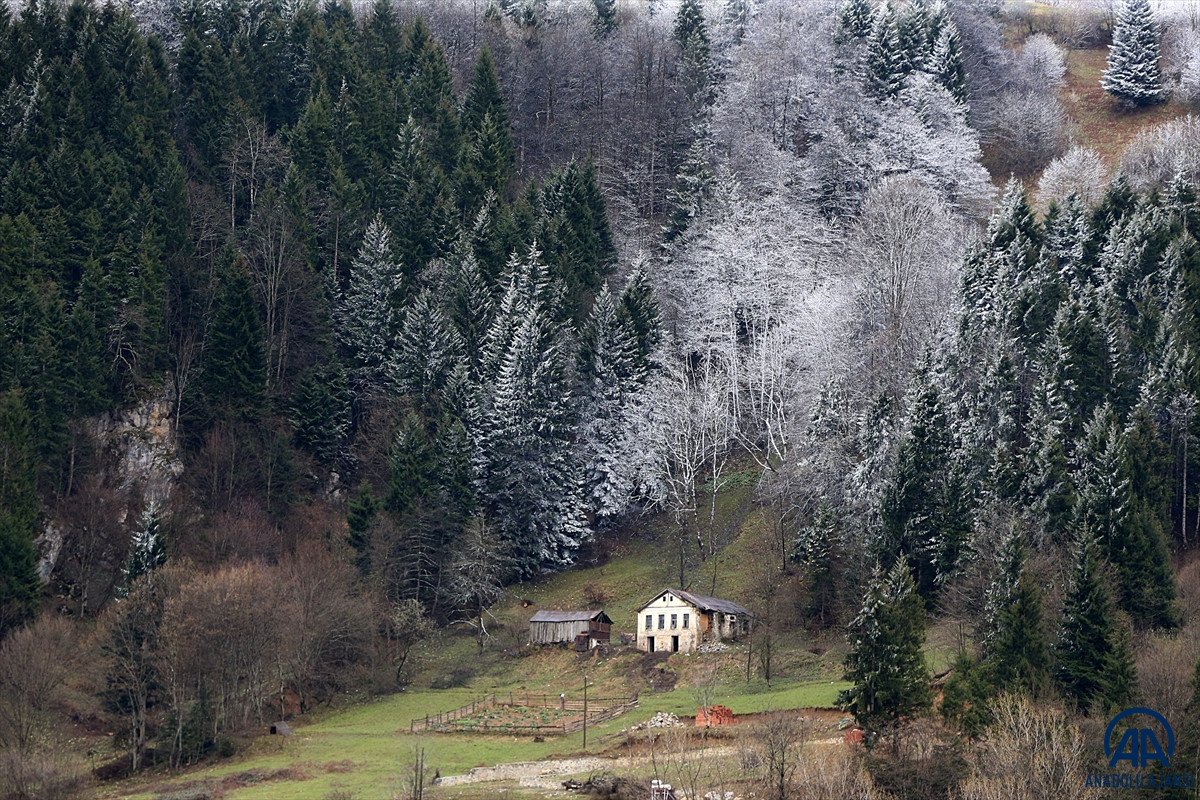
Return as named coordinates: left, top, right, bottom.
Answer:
left=528, top=609, right=613, bottom=650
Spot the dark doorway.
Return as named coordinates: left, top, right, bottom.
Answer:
left=648, top=636, right=655, bottom=652
left=672, top=635, right=679, bottom=652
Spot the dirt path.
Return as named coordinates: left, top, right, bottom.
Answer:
left=434, top=739, right=843, bottom=790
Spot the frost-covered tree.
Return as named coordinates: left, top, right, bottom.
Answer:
left=929, top=24, right=968, bottom=105
left=475, top=248, right=589, bottom=577
left=337, top=215, right=405, bottom=396
left=1102, top=0, right=1165, bottom=106
left=119, top=503, right=166, bottom=597
left=1036, top=146, right=1107, bottom=210
left=577, top=282, right=650, bottom=519
left=863, top=1, right=907, bottom=98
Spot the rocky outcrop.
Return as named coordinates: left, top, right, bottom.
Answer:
left=35, top=381, right=182, bottom=581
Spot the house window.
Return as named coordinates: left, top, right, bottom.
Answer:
left=658, top=614, right=665, bottom=630
left=670, top=614, right=677, bottom=629
left=645, top=614, right=652, bottom=631
left=683, top=613, right=690, bottom=629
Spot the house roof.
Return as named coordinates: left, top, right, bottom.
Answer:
left=529, top=609, right=613, bottom=624
left=639, top=588, right=752, bottom=617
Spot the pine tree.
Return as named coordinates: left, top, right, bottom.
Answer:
left=722, top=0, right=751, bottom=45
left=663, top=135, right=713, bottom=244
left=930, top=25, right=968, bottom=105
left=0, top=389, right=41, bottom=636
left=1055, top=530, right=1137, bottom=712
left=119, top=502, right=166, bottom=596
left=289, top=360, right=351, bottom=467
left=863, top=1, right=907, bottom=98
left=337, top=215, right=405, bottom=396
left=839, top=561, right=931, bottom=742
left=592, top=0, right=617, bottom=39
left=674, top=0, right=715, bottom=112
left=475, top=247, right=589, bottom=577
left=393, top=287, right=464, bottom=412
left=461, top=48, right=514, bottom=198
left=578, top=283, right=641, bottom=518
left=200, top=253, right=266, bottom=422
left=838, top=0, right=872, bottom=41
left=981, top=531, right=1049, bottom=693
left=794, top=505, right=841, bottom=628
left=347, top=487, right=378, bottom=577
left=1101, top=0, right=1165, bottom=106
left=618, top=262, right=662, bottom=372
left=879, top=362, right=963, bottom=600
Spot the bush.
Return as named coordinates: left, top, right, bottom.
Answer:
left=0, top=747, right=88, bottom=800
left=430, top=668, right=473, bottom=689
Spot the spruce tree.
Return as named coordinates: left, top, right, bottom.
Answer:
left=289, top=361, right=352, bottom=467
left=0, top=389, right=41, bottom=636
left=337, top=215, right=405, bottom=396
left=838, top=0, right=872, bottom=41
left=200, top=253, right=266, bottom=422
left=1101, top=0, right=1165, bottom=106
left=347, top=487, right=378, bottom=577
left=662, top=136, right=712, bottom=244
left=930, top=25, right=968, bottom=105
left=839, top=561, right=931, bottom=742
left=863, top=1, right=907, bottom=98
left=618, top=263, right=663, bottom=371
left=393, top=287, right=464, bottom=412
left=1055, top=530, right=1137, bottom=712
left=981, top=531, right=1050, bottom=693
left=592, top=0, right=617, bottom=39
left=119, top=502, right=166, bottom=597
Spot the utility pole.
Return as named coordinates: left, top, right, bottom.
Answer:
left=582, top=673, right=589, bottom=750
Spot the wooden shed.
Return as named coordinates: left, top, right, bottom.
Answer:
left=528, top=609, right=613, bottom=650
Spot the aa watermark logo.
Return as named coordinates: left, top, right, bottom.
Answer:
left=1085, top=707, right=1195, bottom=790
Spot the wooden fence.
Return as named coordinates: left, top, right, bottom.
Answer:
left=408, top=692, right=639, bottom=735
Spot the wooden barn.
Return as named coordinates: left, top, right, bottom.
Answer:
left=528, top=609, right=613, bottom=650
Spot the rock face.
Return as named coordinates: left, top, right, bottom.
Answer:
left=35, top=381, right=182, bottom=581
left=88, top=381, right=182, bottom=514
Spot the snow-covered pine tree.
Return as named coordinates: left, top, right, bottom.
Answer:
left=1055, top=529, right=1137, bottom=712
left=618, top=260, right=663, bottom=372
left=577, top=283, right=642, bottom=519
left=863, top=1, right=907, bottom=98
left=1023, top=374, right=1076, bottom=542
left=120, top=502, right=167, bottom=596
left=475, top=246, right=589, bottom=577
left=896, top=1, right=929, bottom=71
left=337, top=215, right=405, bottom=396
left=839, top=560, right=931, bottom=740
left=663, top=134, right=714, bottom=244
left=591, top=0, right=617, bottom=39
left=393, top=287, right=465, bottom=411
left=838, top=0, right=872, bottom=42
left=722, top=0, right=751, bottom=45
left=1101, top=0, right=1165, bottom=106
left=929, top=24, right=968, bottom=106
left=675, top=0, right=715, bottom=112
left=443, top=238, right=496, bottom=378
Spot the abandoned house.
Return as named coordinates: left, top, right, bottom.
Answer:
left=635, top=589, right=752, bottom=653
left=528, top=609, right=614, bottom=650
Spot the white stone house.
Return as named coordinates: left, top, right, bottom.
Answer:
left=634, top=588, right=752, bottom=653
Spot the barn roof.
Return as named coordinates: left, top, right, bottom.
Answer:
left=529, top=609, right=613, bottom=624
left=640, top=588, right=752, bottom=617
